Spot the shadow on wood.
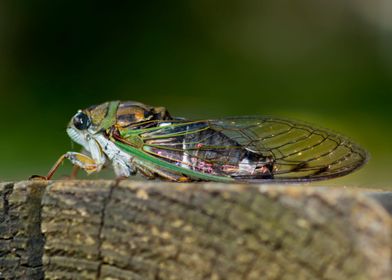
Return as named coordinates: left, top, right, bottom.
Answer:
left=0, top=180, right=391, bottom=279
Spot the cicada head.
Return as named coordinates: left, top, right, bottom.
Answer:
left=66, top=109, right=93, bottom=149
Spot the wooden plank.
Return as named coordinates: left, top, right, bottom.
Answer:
left=0, top=180, right=391, bottom=280
left=0, top=181, right=46, bottom=279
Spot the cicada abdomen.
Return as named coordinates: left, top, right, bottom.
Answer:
left=139, top=120, right=275, bottom=179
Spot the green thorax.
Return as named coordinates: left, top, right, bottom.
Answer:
left=95, top=101, right=120, bottom=131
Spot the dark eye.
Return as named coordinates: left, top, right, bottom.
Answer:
left=73, top=112, right=91, bottom=130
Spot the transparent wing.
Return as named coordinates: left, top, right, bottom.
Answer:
left=120, top=117, right=368, bottom=182
left=210, top=117, right=368, bottom=181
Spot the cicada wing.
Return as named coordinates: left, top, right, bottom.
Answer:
left=123, top=117, right=367, bottom=182
left=209, top=117, right=368, bottom=181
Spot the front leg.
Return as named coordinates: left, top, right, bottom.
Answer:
left=65, top=152, right=100, bottom=173
left=31, top=152, right=103, bottom=180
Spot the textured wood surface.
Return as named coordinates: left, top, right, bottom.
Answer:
left=0, top=180, right=391, bottom=280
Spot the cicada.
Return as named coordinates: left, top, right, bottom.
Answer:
left=35, top=101, right=368, bottom=182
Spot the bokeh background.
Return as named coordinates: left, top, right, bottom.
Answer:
left=1, top=1, right=391, bottom=189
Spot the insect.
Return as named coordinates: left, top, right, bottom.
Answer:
left=33, top=101, right=368, bottom=182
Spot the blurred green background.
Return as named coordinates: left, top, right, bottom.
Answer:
left=1, top=1, right=391, bottom=188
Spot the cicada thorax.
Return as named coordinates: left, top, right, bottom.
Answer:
left=85, top=101, right=172, bottom=130
left=115, top=101, right=172, bottom=127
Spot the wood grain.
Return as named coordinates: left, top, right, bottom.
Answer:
left=0, top=180, right=391, bottom=280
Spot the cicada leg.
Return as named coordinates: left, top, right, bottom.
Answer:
left=31, top=152, right=100, bottom=180
left=141, top=165, right=191, bottom=182
left=70, top=165, right=80, bottom=179
left=136, top=165, right=156, bottom=180
left=68, top=147, right=90, bottom=179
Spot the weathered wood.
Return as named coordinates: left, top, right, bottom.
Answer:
left=0, top=181, right=46, bottom=279
left=0, top=180, right=391, bottom=280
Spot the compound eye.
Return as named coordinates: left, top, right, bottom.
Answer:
left=73, top=112, right=91, bottom=130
